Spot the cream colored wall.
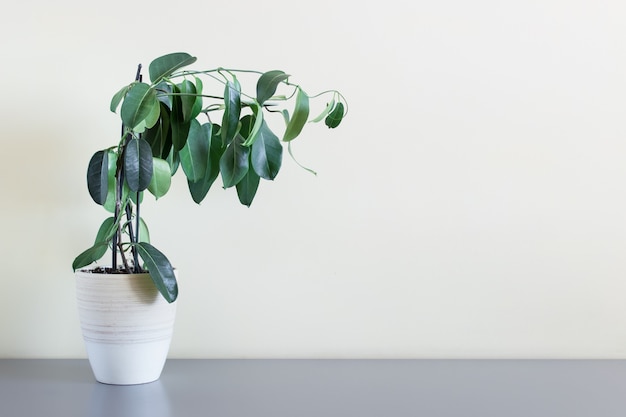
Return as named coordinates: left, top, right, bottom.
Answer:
left=2, top=0, right=626, bottom=358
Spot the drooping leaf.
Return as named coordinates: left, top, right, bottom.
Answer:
left=178, top=79, right=199, bottom=122
left=154, top=81, right=173, bottom=108
left=147, top=157, right=172, bottom=199
left=167, top=148, right=180, bottom=175
left=219, top=133, right=249, bottom=188
left=138, top=217, right=150, bottom=243
left=121, top=82, right=160, bottom=132
left=130, top=190, right=144, bottom=206
left=236, top=159, right=260, bottom=207
left=94, top=216, right=116, bottom=245
left=87, top=150, right=109, bottom=205
left=170, top=89, right=191, bottom=151
left=188, top=123, right=224, bottom=203
left=87, top=217, right=116, bottom=262
left=148, top=52, right=197, bottom=84
left=134, top=242, right=178, bottom=303
left=179, top=119, right=209, bottom=182
left=110, top=84, right=131, bottom=113
left=256, top=70, right=290, bottom=105
left=72, top=242, right=109, bottom=271
left=143, top=102, right=171, bottom=158
left=221, top=79, right=241, bottom=144
left=191, top=76, right=204, bottom=119
left=103, top=151, right=121, bottom=213
left=241, top=101, right=264, bottom=147
left=251, top=120, right=282, bottom=180
left=283, top=87, right=309, bottom=141
left=124, top=137, right=154, bottom=192
left=310, top=98, right=335, bottom=123
left=325, top=102, right=345, bottom=128
left=288, top=141, right=317, bottom=176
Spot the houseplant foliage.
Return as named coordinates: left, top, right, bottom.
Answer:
left=72, top=52, right=347, bottom=304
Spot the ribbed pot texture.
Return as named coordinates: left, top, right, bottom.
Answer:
left=75, top=271, right=177, bottom=385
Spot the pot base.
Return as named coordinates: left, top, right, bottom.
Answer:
left=85, top=340, right=172, bottom=385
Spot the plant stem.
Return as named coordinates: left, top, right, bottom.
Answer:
left=134, top=192, right=140, bottom=273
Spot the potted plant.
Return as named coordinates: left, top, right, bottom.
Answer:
left=72, top=52, right=346, bottom=384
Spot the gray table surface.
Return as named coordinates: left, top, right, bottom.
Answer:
left=1, top=359, right=625, bottom=416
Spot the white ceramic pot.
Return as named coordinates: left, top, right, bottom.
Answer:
left=75, top=270, right=177, bottom=385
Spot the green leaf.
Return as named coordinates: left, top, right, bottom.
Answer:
left=94, top=216, right=116, bottom=245
left=103, top=151, right=121, bottom=213
left=188, top=123, right=224, bottom=203
left=87, top=150, right=109, bottom=205
left=170, top=89, right=191, bottom=151
left=148, top=52, right=197, bottom=84
left=124, top=137, right=154, bottom=192
left=241, top=101, right=264, bottom=147
left=178, top=79, right=199, bottom=122
left=191, top=76, right=204, bottom=119
left=251, top=120, right=282, bottom=180
left=219, top=133, right=249, bottom=188
left=283, top=87, right=309, bottom=141
left=138, top=217, right=150, bottom=243
left=143, top=102, right=171, bottom=158
left=147, top=157, right=172, bottom=199
left=179, top=119, right=209, bottom=182
left=167, top=148, right=180, bottom=175
left=121, top=82, right=160, bottom=132
left=288, top=141, right=317, bottom=176
left=134, top=242, right=178, bottom=303
left=310, top=98, right=335, bottom=123
left=154, top=81, right=173, bottom=108
left=110, top=84, right=131, bottom=113
left=221, top=79, right=241, bottom=144
left=87, top=217, right=116, bottom=262
left=256, top=70, right=290, bottom=105
left=325, top=102, right=345, bottom=128
left=72, top=242, right=109, bottom=271
left=236, top=160, right=260, bottom=207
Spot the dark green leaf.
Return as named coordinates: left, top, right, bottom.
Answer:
left=221, top=80, right=241, bottom=144
left=256, top=70, right=290, bottom=105
left=167, top=148, right=180, bottom=175
left=251, top=120, right=282, bottom=180
left=236, top=160, right=260, bottom=207
left=188, top=123, right=224, bottom=203
left=283, top=87, right=309, bottom=141
left=134, top=242, right=178, bottom=303
left=87, top=150, right=109, bottom=205
left=149, top=52, right=197, bottom=84
left=124, top=137, right=154, bottom=192
left=144, top=102, right=172, bottom=158
left=178, top=79, right=199, bottom=122
left=219, top=133, right=249, bottom=188
left=155, top=81, right=173, bottom=108
left=72, top=242, right=109, bottom=271
left=179, top=119, right=209, bottom=182
left=121, top=82, right=160, bottom=132
left=170, top=90, right=191, bottom=151
left=325, top=102, right=345, bottom=128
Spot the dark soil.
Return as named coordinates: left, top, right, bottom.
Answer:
left=83, top=266, right=148, bottom=274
